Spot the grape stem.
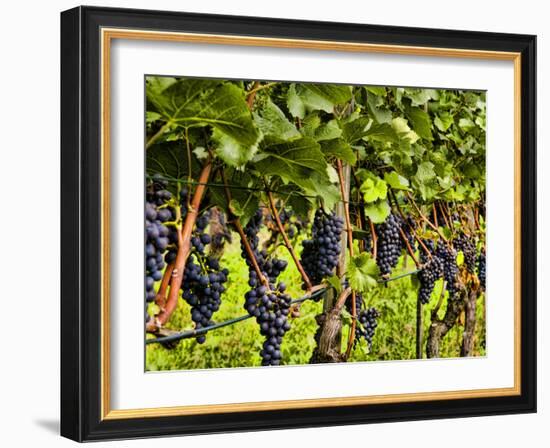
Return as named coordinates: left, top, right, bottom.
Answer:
left=146, top=160, right=213, bottom=332
left=245, top=82, right=278, bottom=97
left=336, top=160, right=358, bottom=360
left=246, top=81, right=260, bottom=109
left=389, top=189, right=433, bottom=260
left=369, top=219, right=378, bottom=259
left=398, top=226, right=420, bottom=268
left=438, top=201, right=453, bottom=234
left=406, top=191, right=449, bottom=244
left=431, top=280, right=447, bottom=320
left=154, top=261, right=174, bottom=310
left=266, top=189, right=313, bottom=291
left=145, top=121, right=172, bottom=150
left=221, top=171, right=269, bottom=288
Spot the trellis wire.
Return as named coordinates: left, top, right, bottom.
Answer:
left=146, top=269, right=421, bottom=345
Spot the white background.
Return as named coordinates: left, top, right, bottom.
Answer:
left=111, top=40, right=515, bottom=409
left=0, top=0, right=546, bottom=447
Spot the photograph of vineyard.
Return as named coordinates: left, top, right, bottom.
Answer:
left=145, top=76, right=486, bottom=370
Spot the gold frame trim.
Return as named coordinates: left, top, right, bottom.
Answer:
left=100, top=28, right=522, bottom=421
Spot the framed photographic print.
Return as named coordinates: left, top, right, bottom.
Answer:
left=60, top=6, right=536, bottom=442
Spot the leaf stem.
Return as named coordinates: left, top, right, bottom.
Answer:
left=398, top=226, right=420, bottom=268
left=246, top=81, right=260, bottom=109
left=266, top=189, right=313, bottom=291
left=406, top=191, right=449, bottom=244
left=145, top=121, right=171, bottom=150
left=221, top=171, right=269, bottom=287
left=389, top=189, right=432, bottom=259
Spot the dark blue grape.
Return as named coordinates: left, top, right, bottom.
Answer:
left=375, top=213, right=403, bottom=277
left=436, top=244, right=459, bottom=299
left=300, top=209, right=343, bottom=289
left=477, top=250, right=486, bottom=290
left=455, top=233, right=476, bottom=273
left=417, top=242, right=444, bottom=304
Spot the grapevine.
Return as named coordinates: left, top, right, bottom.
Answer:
left=143, top=76, right=487, bottom=368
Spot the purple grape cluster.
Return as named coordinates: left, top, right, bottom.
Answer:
left=454, top=233, right=476, bottom=273
left=244, top=273, right=292, bottom=366
left=436, top=244, right=459, bottom=299
left=300, top=209, right=344, bottom=288
left=477, top=250, right=486, bottom=290
left=180, top=208, right=229, bottom=343
left=357, top=307, right=380, bottom=349
left=241, top=210, right=292, bottom=365
left=417, top=241, right=444, bottom=304
left=375, top=214, right=403, bottom=276
left=345, top=291, right=380, bottom=350
left=145, top=178, right=176, bottom=321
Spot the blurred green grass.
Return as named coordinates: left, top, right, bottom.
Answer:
left=145, top=233, right=486, bottom=371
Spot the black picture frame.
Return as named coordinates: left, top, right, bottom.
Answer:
left=61, top=5, right=536, bottom=442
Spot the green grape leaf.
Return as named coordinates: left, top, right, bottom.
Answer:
left=212, top=129, right=259, bottom=167
left=146, top=111, right=162, bottom=124
left=365, top=86, right=387, bottom=96
left=326, top=275, right=343, bottom=294
left=391, top=117, right=419, bottom=143
left=364, top=123, right=399, bottom=143
left=320, top=139, right=357, bottom=164
left=147, top=78, right=260, bottom=149
left=360, top=175, right=388, bottom=203
left=253, top=100, right=300, bottom=141
left=146, top=141, right=196, bottom=192
left=347, top=253, right=379, bottom=293
left=458, top=117, right=476, bottom=132
left=287, top=84, right=306, bottom=119
left=406, top=106, right=433, bottom=141
left=255, top=137, right=339, bottom=208
left=301, top=114, right=343, bottom=141
left=384, top=171, right=410, bottom=190
left=286, top=83, right=352, bottom=118
left=364, top=199, right=391, bottom=223
left=340, top=117, right=370, bottom=144
left=434, top=111, right=454, bottom=132
left=404, top=88, right=439, bottom=106
left=367, top=93, right=393, bottom=124
left=415, top=161, right=436, bottom=182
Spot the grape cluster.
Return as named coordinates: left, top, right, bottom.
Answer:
left=242, top=210, right=288, bottom=283
left=477, top=250, right=486, bottom=290
left=244, top=274, right=292, bottom=366
left=417, top=242, right=444, bottom=304
left=181, top=255, right=228, bottom=344
left=180, top=209, right=229, bottom=343
left=300, top=210, right=344, bottom=288
left=357, top=307, right=380, bottom=349
left=345, top=292, right=380, bottom=350
left=145, top=203, right=170, bottom=301
left=145, top=178, right=175, bottom=321
left=266, top=208, right=299, bottom=239
left=454, top=233, right=476, bottom=273
left=375, top=214, right=403, bottom=276
left=241, top=210, right=292, bottom=365
left=436, top=244, right=459, bottom=299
